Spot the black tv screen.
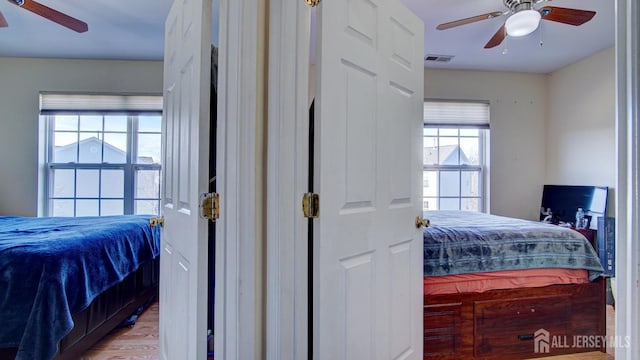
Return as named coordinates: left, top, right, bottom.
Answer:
left=540, top=185, right=608, bottom=229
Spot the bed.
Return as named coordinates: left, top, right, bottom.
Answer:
left=422, top=211, right=606, bottom=359
left=0, top=215, right=161, bottom=360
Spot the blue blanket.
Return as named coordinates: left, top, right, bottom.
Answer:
left=423, top=211, right=604, bottom=280
left=0, top=215, right=161, bottom=360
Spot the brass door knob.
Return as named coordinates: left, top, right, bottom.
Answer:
left=149, top=216, right=165, bottom=227
left=416, top=216, right=430, bottom=229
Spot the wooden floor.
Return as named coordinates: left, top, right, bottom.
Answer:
left=81, top=302, right=160, bottom=360
left=82, top=302, right=614, bottom=360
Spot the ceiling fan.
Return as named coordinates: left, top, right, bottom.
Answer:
left=436, top=0, right=595, bottom=49
left=0, top=0, right=88, bottom=33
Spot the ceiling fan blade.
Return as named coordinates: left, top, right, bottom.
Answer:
left=436, top=11, right=504, bottom=30
left=540, top=6, right=596, bottom=26
left=484, top=24, right=506, bottom=49
left=0, top=10, right=8, bottom=27
left=17, top=0, right=88, bottom=33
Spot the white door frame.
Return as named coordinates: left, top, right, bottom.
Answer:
left=266, top=1, right=640, bottom=359
left=615, top=0, right=640, bottom=359
left=265, top=0, right=311, bottom=359
left=216, top=0, right=262, bottom=358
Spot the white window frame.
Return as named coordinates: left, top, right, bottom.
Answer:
left=422, top=126, right=487, bottom=212
left=43, top=112, right=162, bottom=217
left=423, top=100, right=490, bottom=212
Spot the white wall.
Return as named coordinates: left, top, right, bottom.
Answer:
left=424, top=69, right=548, bottom=220
left=424, top=49, right=617, bottom=220
left=546, top=48, right=616, bottom=216
left=0, top=57, right=163, bottom=216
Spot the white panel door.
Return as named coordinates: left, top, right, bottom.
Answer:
left=314, top=0, right=424, bottom=358
left=160, top=0, right=211, bottom=359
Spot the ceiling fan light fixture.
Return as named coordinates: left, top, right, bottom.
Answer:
left=505, top=9, right=541, bottom=37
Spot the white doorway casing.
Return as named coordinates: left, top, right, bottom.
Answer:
left=215, top=0, right=263, bottom=358
left=266, top=0, right=311, bottom=359
left=615, top=0, right=640, bottom=359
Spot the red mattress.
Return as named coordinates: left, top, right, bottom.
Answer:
left=423, top=268, right=589, bottom=295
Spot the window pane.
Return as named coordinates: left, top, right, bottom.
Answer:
left=53, top=116, right=78, bottom=131
left=460, top=137, right=480, bottom=165
left=440, top=198, right=459, bottom=210
left=53, top=132, right=78, bottom=163
left=439, top=128, right=458, bottom=136
left=138, top=115, right=162, bottom=133
left=438, top=136, right=458, bottom=147
left=101, top=169, right=124, bottom=198
left=80, top=115, right=102, bottom=132
left=438, top=137, right=459, bottom=165
left=104, top=115, right=128, bottom=132
left=76, top=199, right=99, bottom=216
left=462, top=198, right=480, bottom=212
left=76, top=169, right=99, bottom=197
left=423, top=137, right=438, bottom=165
left=52, top=199, right=74, bottom=217
left=423, top=197, right=438, bottom=211
left=440, top=171, right=460, bottom=197
left=103, top=133, right=127, bottom=163
left=423, top=127, right=437, bottom=136
left=460, top=128, right=479, bottom=136
left=54, top=131, right=78, bottom=147
left=101, top=199, right=124, bottom=216
left=137, top=134, right=162, bottom=164
left=79, top=131, right=103, bottom=141
left=51, top=169, right=75, bottom=197
left=136, top=170, right=160, bottom=198
left=423, top=171, right=438, bottom=197
left=135, top=199, right=160, bottom=215
left=461, top=171, right=480, bottom=197
left=78, top=134, right=103, bottom=163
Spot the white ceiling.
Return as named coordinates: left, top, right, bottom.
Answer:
left=0, top=0, right=173, bottom=60
left=0, top=0, right=614, bottom=74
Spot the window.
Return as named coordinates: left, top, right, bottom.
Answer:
left=423, top=101, right=489, bottom=212
left=41, top=94, right=162, bottom=217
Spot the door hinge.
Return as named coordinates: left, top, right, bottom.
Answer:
left=200, top=192, right=220, bottom=221
left=302, top=193, right=319, bottom=218
left=305, top=0, right=320, bottom=7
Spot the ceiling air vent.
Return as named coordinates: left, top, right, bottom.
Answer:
left=424, top=54, right=454, bottom=63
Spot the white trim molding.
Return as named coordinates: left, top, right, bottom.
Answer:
left=266, top=0, right=311, bottom=359
left=215, top=0, right=261, bottom=358
left=615, top=0, right=640, bottom=359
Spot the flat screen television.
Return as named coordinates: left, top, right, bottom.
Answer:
left=540, top=185, right=608, bottom=229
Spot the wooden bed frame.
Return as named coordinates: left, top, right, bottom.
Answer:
left=0, top=258, right=159, bottom=360
left=423, top=277, right=606, bottom=360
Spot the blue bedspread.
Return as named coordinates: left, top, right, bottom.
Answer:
left=423, top=211, right=604, bottom=280
left=0, top=215, right=161, bottom=360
